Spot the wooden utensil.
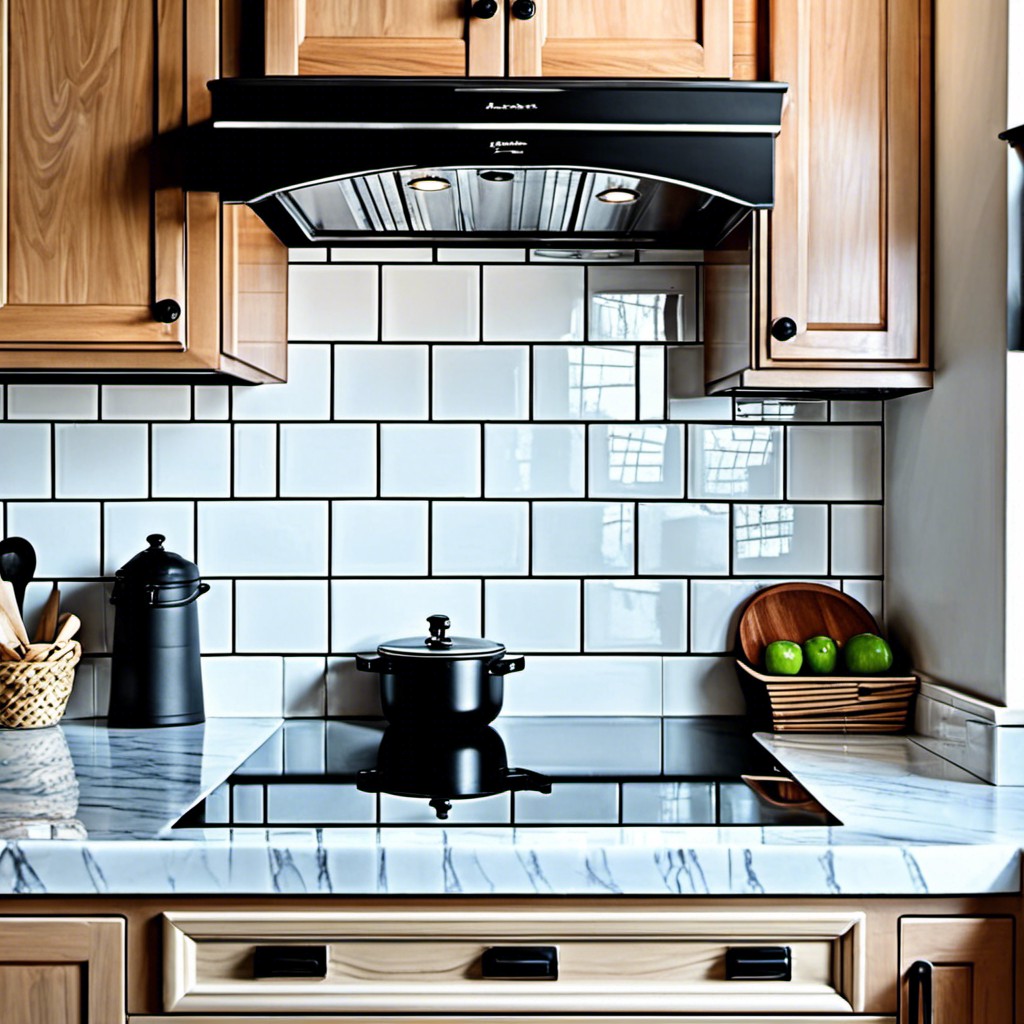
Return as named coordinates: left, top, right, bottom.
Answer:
left=0, top=642, right=22, bottom=661
left=52, top=613, right=82, bottom=646
left=0, top=537, right=36, bottom=615
left=34, top=583, right=60, bottom=643
left=0, top=581, right=29, bottom=648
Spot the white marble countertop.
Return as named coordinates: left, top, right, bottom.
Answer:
left=0, top=718, right=1021, bottom=896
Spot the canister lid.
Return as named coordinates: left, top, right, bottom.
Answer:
left=115, top=534, right=201, bottom=586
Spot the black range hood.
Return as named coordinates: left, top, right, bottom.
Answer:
left=187, top=77, right=787, bottom=249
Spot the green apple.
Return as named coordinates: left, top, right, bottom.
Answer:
left=765, top=639, right=803, bottom=675
left=802, top=635, right=838, bottom=674
left=844, top=633, right=893, bottom=674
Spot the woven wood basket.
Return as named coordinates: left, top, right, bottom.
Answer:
left=735, top=582, right=917, bottom=734
left=0, top=641, right=81, bottom=729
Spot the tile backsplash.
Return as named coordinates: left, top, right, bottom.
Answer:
left=0, top=249, right=884, bottom=720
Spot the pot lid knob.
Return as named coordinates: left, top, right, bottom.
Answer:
left=426, top=614, right=453, bottom=649
left=147, top=534, right=166, bottom=550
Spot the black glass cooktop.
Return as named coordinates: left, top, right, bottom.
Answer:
left=177, top=717, right=838, bottom=829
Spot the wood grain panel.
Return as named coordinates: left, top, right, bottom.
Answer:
left=0, top=0, right=8, bottom=305
left=265, top=0, right=304, bottom=74
left=0, top=965, right=80, bottom=1024
left=540, top=40, right=711, bottom=77
left=298, top=37, right=465, bottom=75
left=8, top=0, right=151, bottom=305
left=732, top=0, right=759, bottom=79
left=546, top=0, right=699, bottom=39
left=305, top=0, right=465, bottom=38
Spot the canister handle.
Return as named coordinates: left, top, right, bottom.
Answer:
left=144, top=582, right=211, bottom=607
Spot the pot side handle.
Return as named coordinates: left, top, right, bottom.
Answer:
left=490, top=654, right=525, bottom=676
left=355, top=653, right=384, bottom=673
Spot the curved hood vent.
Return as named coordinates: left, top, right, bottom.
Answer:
left=188, top=77, right=787, bottom=249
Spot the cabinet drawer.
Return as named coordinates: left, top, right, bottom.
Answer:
left=163, top=911, right=864, bottom=1014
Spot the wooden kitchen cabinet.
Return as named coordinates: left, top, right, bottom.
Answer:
left=0, top=917, right=125, bottom=1023
left=899, top=916, right=1014, bottom=1023
left=0, top=0, right=286, bottom=381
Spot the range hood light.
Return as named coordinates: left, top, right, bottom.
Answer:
left=596, top=187, right=641, bottom=205
left=408, top=176, right=452, bottom=192
left=478, top=170, right=515, bottom=183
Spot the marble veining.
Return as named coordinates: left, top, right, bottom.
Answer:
left=0, top=719, right=1021, bottom=895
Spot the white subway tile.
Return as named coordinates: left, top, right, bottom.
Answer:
left=288, top=265, right=378, bottom=340
left=8, top=385, right=98, bottom=421
left=735, top=399, right=828, bottom=422
left=102, top=385, right=190, bottom=420
left=197, top=579, right=232, bottom=654
left=268, top=784, right=376, bottom=824
left=233, top=423, right=277, bottom=497
left=666, top=345, right=704, bottom=400
left=326, top=657, right=383, bottom=716
left=663, top=656, right=746, bottom=715
left=102, top=502, right=194, bottom=574
left=236, top=580, right=328, bottom=653
left=202, top=656, right=283, bottom=717
left=198, top=501, right=328, bottom=576
left=484, top=424, right=585, bottom=498
left=832, top=504, right=883, bottom=576
left=380, top=792, right=509, bottom=824
left=484, top=579, right=580, bottom=652
left=334, top=345, right=429, bottom=420
left=533, top=502, right=634, bottom=576
left=0, top=424, right=51, bottom=497
left=483, top=266, right=584, bottom=341
left=516, top=783, right=617, bottom=824
left=688, top=424, right=783, bottom=499
left=533, top=345, right=636, bottom=420
left=22, top=580, right=112, bottom=655
left=669, top=397, right=734, bottom=421
left=290, top=248, right=327, bottom=262
left=432, top=501, right=528, bottom=576
left=62, top=658, right=96, bottom=719
left=787, top=425, right=882, bottom=500
left=331, top=579, right=481, bottom=652
left=639, top=347, right=666, bottom=419
left=501, top=655, right=662, bottom=716
left=279, top=424, right=377, bottom=497
left=284, top=657, right=327, bottom=717
left=842, top=579, right=884, bottom=625
left=438, top=248, right=525, bottom=262
left=282, top=716, right=325, bottom=773
left=584, top=579, right=687, bottom=652
left=193, top=387, right=230, bottom=420
left=638, top=502, right=730, bottom=575
left=232, top=345, right=331, bottom=421
left=331, top=247, right=431, bottom=263
left=733, top=503, right=829, bottom=576
left=380, top=424, right=480, bottom=497
left=332, top=500, right=428, bottom=576
left=831, top=400, right=883, bottom=422
left=232, top=784, right=266, bottom=822
left=432, top=345, right=529, bottom=420
left=55, top=424, right=148, bottom=498
left=94, top=658, right=111, bottom=714
left=690, top=579, right=772, bottom=654
left=589, top=424, right=685, bottom=498
left=382, top=265, right=479, bottom=341
left=7, top=502, right=101, bottom=576
left=621, top=782, right=716, bottom=825
left=152, top=424, right=230, bottom=497
left=589, top=266, right=698, bottom=342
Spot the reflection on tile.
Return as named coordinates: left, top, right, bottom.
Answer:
left=688, top=424, right=783, bottom=499
left=788, top=425, right=882, bottom=500
left=639, top=347, right=666, bottom=419
left=666, top=345, right=704, bottom=400
left=438, top=248, right=525, bottom=262
left=483, top=266, right=584, bottom=341
left=733, top=504, right=828, bottom=576
left=832, top=505, right=883, bottom=575
left=382, top=265, right=480, bottom=341
left=533, top=502, right=634, bottom=576
left=515, top=783, right=617, bottom=824
left=268, top=784, right=376, bottom=824
left=484, top=425, right=585, bottom=497
left=433, top=345, right=529, bottom=420
left=331, top=247, right=431, bottom=262
left=484, top=579, right=581, bottom=652
left=831, top=400, right=883, bottom=422
left=663, top=656, right=746, bottom=715
left=501, top=656, right=662, bottom=716
left=588, top=266, right=698, bottom=342
left=496, top=717, right=662, bottom=773
left=432, top=501, right=529, bottom=576
left=333, top=500, right=429, bottom=576
left=638, top=503, right=729, bottom=575
left=335, top=345, right=429, bottom=420
left=735, top=399, right=828, bottom=422
left=621, top=782, right=715, bottom=824
left=584, top=579, right=687, bottom=652
left=842, top=579, right=884, bottom=624
left=589, top=424, right=685, bottom=498
left=669, top=397, right=734, bottom=421
left=689, top=579, right=766, bottom=654
left=533, top=346, right=636, bottom=420
left=381, top=792, right=510, bottom=824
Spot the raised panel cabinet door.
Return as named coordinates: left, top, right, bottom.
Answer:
left=900, top=916, right=1014, bottom=1023
left=0, top=917, right=125, bottom=1024
left=764, top=0, right=930, bottom=368
left=266, top=0, right=503, bottom=77
left=507, top=0, right=735, bottom=78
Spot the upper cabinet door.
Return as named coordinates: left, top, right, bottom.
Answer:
left=507, top=0, right=735, bottom=78
left=764, top=0, right=930, bottom=368
left=267, top=0, right=504, bottom=77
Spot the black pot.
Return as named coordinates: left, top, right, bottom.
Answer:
left=355, top=614, right=524, bottom=727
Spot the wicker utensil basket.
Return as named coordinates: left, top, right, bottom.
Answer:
left=0, top=641, right=81, bottom=729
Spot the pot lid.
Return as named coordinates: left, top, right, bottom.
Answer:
left=378, top=614, right=505, bottom=659
left=115, top=534, right=201, bottom=585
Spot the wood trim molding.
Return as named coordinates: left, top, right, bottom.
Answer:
left=0, top=0, right=8, bottom=309
left=700, top=0, right=735, bottom=78
left=265, top=0, right=305, bottom=74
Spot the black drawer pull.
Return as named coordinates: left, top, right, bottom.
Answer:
left=482, top=945, right=558, bottom=980
left=252, top=944, right=328, bottom=979
left=725, top=945, right=792, bottom=981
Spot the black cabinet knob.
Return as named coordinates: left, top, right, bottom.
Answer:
left=770, top=316, right=798, bottom=341
left=511, top=0, right=537, bottom=19
left=471, top=0, right=498, bottom=17
left=153, top=298, right=182, bottom=324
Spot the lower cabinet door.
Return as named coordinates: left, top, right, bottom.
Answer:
left=0, top=917, right=125, bottom=1024
left=900, top=916, right=1014, bottom=1023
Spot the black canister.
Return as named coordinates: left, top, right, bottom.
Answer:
left=108, top=534, right=209, bottom=728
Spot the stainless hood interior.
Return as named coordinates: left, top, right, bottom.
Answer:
left=186, top=77, right=787, bottom=249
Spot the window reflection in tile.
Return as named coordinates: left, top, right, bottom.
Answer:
left=733, top=504, right=828, bottom=576
left=590, top=424, right=684, bottom=498
left=588, top=267, right=697, bottom=343
left=735, top=399, right=828, bottom=422
left=638, top=503, right=729, bottom=575
left=485, top=425, right=586, bottom=497
left=688, top=425, right=783, bottom=499
left=533, top=345, right=636, bottom=420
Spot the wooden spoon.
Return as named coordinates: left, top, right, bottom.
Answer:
left=53, top=613, right=81, bottom=646
left=34, top=583, right=60, bottom=643
left=0, top=583, right=28, bottom=648
left=0, top=642, right=22, bottom=661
